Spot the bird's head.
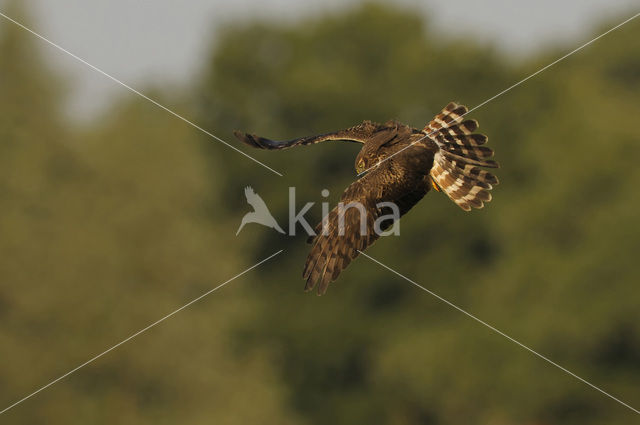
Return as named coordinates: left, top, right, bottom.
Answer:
left=355, top=146, right=386, bottom=175
left=355, top=124, right=406, bottom=175
left=355, top=153, right=370, bottom=175
left=355, top=156, right=366, bottom=174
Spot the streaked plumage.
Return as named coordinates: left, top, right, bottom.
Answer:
left=234, top=102, right=499, bottom=294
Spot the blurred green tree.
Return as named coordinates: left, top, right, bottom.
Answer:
left=0, top=4, right=303, bottom=424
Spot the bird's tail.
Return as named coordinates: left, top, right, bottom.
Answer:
left=425, top=102, right=499, bottom=211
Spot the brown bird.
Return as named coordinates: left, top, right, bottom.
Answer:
left=234, top=102, right=499, bottom=295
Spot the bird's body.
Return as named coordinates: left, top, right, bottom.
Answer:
left=234, top=102, right=498, bottom=294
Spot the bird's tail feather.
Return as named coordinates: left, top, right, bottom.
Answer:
left=426, top=102, right=499, bottom=211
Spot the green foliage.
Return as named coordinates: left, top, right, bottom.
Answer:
left=1, top=2, right=639, bottom=424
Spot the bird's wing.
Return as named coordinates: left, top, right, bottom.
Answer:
left=302, top=164, right=425, bottom=295
left=302, top=177, right=379, bottom=295
left=244, top=185, right=270, bottom=211
left=234, top=121, right=399, bottom=150
left=244, top=186, right=258, bottom=206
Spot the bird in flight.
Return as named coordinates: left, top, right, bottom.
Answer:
left=236, top=186, right=285, bottom=235
left=234, top=102, right=499, bottom=295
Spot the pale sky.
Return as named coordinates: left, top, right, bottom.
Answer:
left=1, top=0, right=637, bottom=120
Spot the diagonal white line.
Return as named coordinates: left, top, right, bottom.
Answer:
left=357, top=250, right=640, bottom=415
left=0, top=11, right=283, bottom=177
left=358, top=10, right=640, bottom=177
left=0, top=249, right=284, bottom=416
